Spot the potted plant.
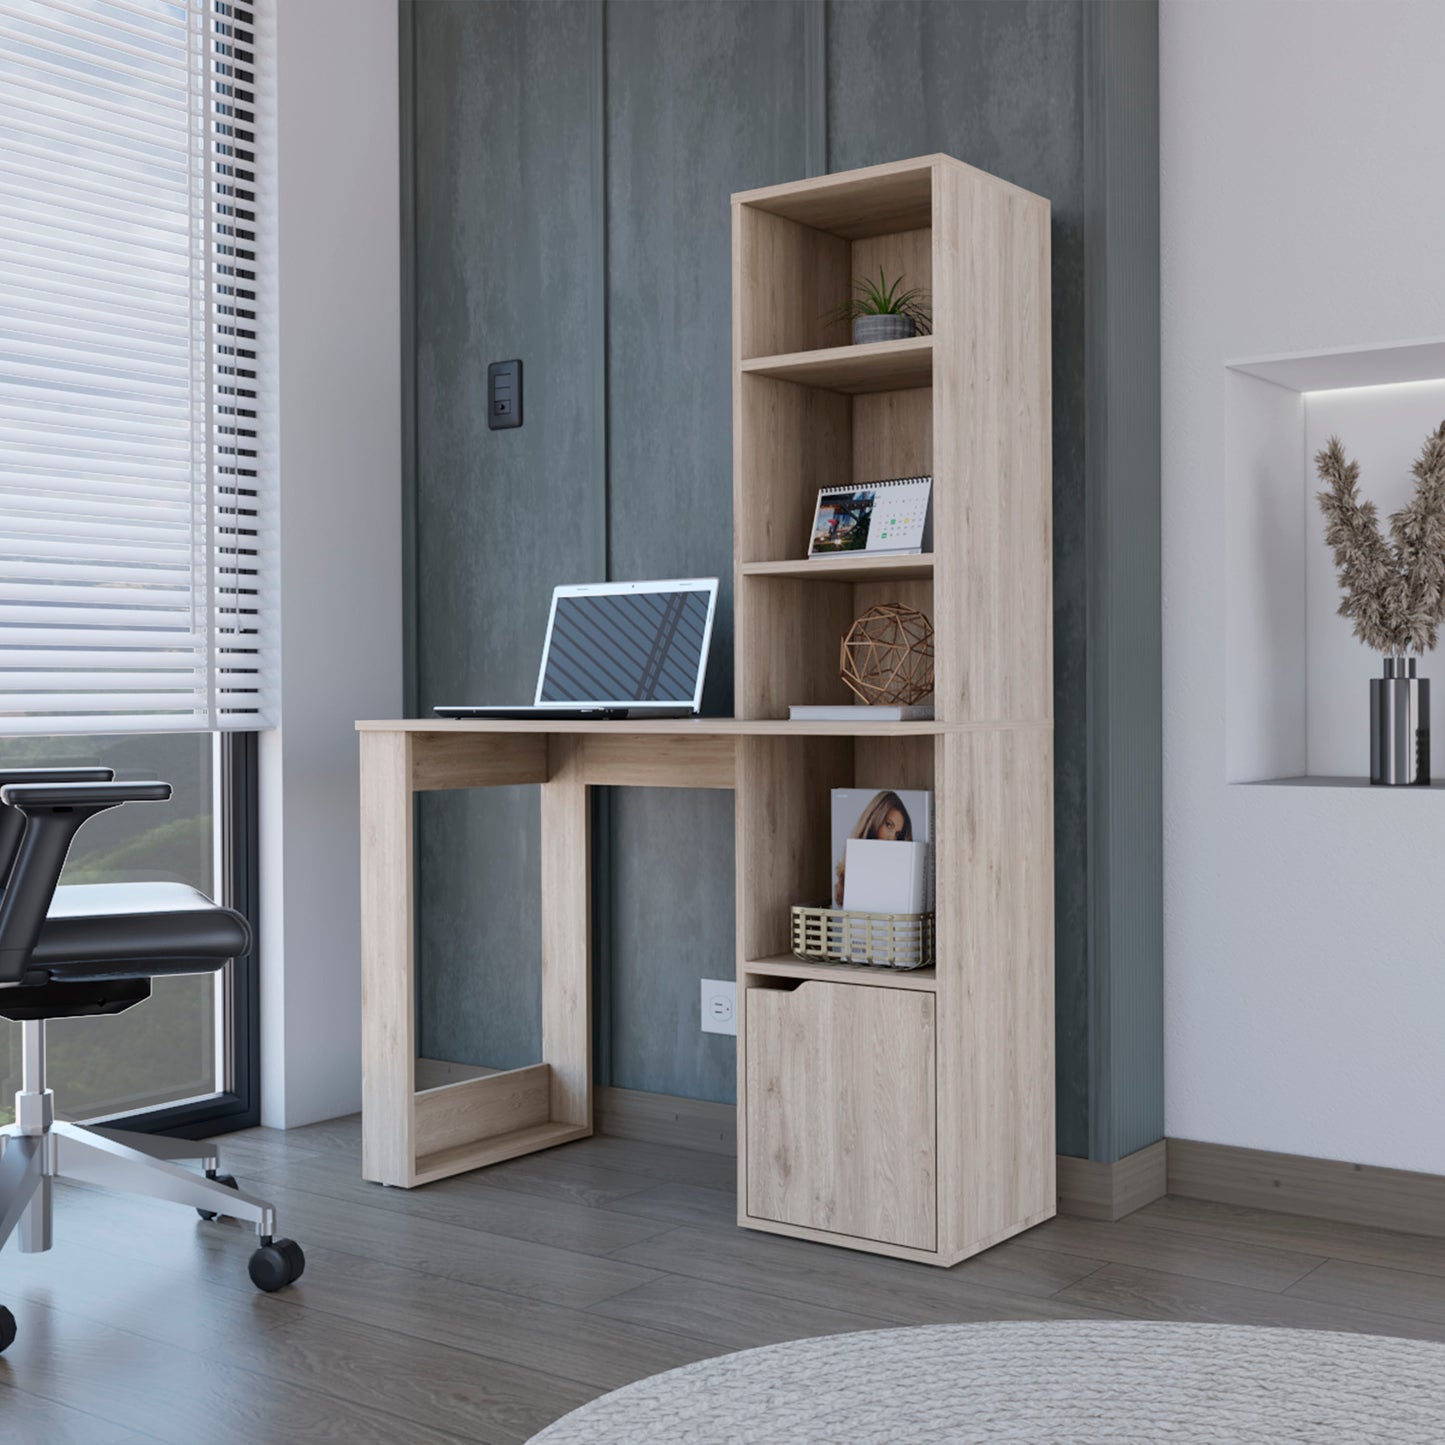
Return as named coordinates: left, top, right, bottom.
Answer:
left=827, top=269, right=932, bottom=345
left=1316, top=422, right=1445, bottom=784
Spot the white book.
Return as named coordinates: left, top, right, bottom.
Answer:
left=843, top=838, right=928, bottom=914
left=830, top=788, right=934, bottom=910
left=790, top=704, right=934, bottom=722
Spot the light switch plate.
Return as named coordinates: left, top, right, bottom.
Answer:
left=700, top=978, right=736, bottom=1036
left=487, top=358, right=522, bottom=430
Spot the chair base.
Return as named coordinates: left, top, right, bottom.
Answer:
left=0, top=1120, right=278, bottom=1254
left=0, top=1016, right=274, bottom=1251
left=0, top=1020, right=302, bottom=1356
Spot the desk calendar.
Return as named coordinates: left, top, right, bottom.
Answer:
left=807, top=476, right=933, bottom=558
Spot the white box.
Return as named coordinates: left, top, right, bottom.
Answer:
left=843, top=838, right=928, bottom=914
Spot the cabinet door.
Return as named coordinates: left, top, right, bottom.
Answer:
left=745, top=980, right=936, bottom=1251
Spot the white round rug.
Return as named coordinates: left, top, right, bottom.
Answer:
left=529, top=1320, right=1445, bottom=1443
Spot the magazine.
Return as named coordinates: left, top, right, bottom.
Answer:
left=829, top=787, right=934, bottom=911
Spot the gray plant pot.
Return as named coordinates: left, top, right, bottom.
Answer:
left=852, top=314, right=916, bottom=345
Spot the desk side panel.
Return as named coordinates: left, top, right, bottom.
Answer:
left=360, top=730, right=416, bottom=1185
left=541, top=737, right=593, bottom=1129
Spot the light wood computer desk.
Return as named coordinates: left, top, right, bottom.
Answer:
left=356, top=715, right=938, bottom=1190
left=355, top=155, right=1054, bottom=1264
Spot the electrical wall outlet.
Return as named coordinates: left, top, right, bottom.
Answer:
left=700, top=978, right=737, bottom=1036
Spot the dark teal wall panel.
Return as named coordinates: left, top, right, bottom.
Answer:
left=605, top=0, right=812, bottom=714
left=412, top=1, right=603, bottom=1069
left=826, top=0, right=1090, bottom=1155
left=405, top=0, right=1160, bottom=1156
left=608, top=788, right=738, bottom=1103
left=1084, top=0, right=1162, bottom=1163
left=603, top=0, right=808, bottom=1102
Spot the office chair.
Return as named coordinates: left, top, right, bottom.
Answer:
left=0, top=768, right=304, bottom=1355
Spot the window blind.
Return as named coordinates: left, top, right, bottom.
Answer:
left=0, top=0, right=274, bottom=733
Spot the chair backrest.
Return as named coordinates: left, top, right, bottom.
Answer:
left=0, top=772, right=171, bottom=986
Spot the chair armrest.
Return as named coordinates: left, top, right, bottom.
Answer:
left=0, top=780, right=172, bottom=986
left=0, top=781, right=170, bottom=809
left=0, top=769, right=114, bottom=786
left=0, top=768, right=115, bottom=885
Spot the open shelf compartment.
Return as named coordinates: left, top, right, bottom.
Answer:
left=735, top=373, right=932, bottom=571
left=735, top=570, right=934, bottom=718
left=734, top=159, right=935, bottom=364
left=735, top=732, right=936, bottom=974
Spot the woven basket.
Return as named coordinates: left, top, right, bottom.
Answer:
left=790, top=904, right=935, bottom=970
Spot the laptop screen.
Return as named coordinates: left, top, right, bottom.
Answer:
left=537, top=585, right=714, bottom=705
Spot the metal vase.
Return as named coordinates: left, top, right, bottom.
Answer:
left=1371, top=656, right=1431, bottom=785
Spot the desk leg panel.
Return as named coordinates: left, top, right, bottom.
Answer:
left=541, top=738, right=593, bottom=1131
left=360, top=731, right=416, bottom=1186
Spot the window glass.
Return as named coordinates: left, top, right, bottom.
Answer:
left=0, top=733, right=220, bottom=1123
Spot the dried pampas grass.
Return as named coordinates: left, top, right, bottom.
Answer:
left=1316, top=421, right=1445, bottom=655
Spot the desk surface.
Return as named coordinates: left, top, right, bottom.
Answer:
left=355, top=717, right=1048, bottom=735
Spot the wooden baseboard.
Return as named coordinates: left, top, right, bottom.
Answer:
left=594, top=1085, right=737, bottom=1156
left=1056, top=1139, right=1167, bottom=1221
left=1167, top=1137, right=1445, bottom=1239
left=596, top=1088, right=1171, bottom=1229
left=594, top=1091, right=1445, bottom=1242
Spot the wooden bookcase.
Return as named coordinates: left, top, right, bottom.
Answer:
left=731, top=155, right=1055, bottom=1266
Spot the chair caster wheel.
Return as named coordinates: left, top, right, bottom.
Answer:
left=249, top=1237, right=305, bottom=1292
left=0, top=1305, right=15, bottom=1354
left=197, top=1170, right=239, bottom=1220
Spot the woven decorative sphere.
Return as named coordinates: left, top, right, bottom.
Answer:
left=840, top=603, right=934, bottom=706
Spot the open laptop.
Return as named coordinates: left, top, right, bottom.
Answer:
left=433, top=578, right=718, bottom=720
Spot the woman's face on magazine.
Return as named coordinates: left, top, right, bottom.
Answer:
left=874, top=806, right=906, bottom=841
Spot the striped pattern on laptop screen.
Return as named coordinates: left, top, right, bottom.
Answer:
left=538, top=589, right=710, bottom=703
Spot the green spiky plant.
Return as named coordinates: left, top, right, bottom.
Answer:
left=1316, top=421, right=1445, bottom=658
left=825, top=269, right=932, bottom=335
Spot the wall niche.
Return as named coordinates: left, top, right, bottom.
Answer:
left=1226, top=338, right=1445, bottom=786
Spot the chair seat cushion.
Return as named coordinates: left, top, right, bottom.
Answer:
left=26, top=881, right=251, bottom=982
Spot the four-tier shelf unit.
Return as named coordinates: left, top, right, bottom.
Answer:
left=731, top=154, right=1055, bottom=1266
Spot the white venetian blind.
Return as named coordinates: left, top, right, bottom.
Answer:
left=0, top=0, right=274, bottom=733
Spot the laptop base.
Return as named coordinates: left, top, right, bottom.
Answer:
left=432, top=705, right=694, bottom=721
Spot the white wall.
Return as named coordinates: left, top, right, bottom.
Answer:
left=1223, top=369, right=1305, bottom=783
left=1163, top=0, right=1445, bottom=1172
left=263, top=0, right=402, bottom=1127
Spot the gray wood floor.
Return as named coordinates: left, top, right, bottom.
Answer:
left=5, top=1117, right=1445, bottom=1442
